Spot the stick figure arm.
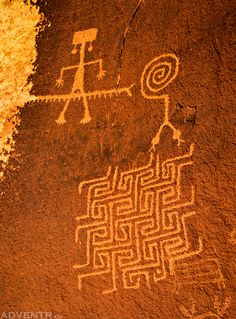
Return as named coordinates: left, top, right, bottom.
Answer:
left=59, top=65, right=80, bottom=79
left=84, top=59, right=102, bottom=68
left=84, top=59, right=106, bottom=79
left=56, top=65, right=80, bottom=87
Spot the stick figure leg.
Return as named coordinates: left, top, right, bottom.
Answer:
left=80, top=96, right=91, bottom=124
left=55, top=99, right=70, bottom=125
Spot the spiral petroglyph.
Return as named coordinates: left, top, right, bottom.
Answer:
left=141, top=53, right=179, bottom=99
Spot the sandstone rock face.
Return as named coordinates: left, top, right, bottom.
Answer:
left=0, top=0, right=43, bottom=177
left=0, top=1, right=235, bottom=319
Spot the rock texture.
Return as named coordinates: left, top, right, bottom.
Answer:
left=0, top=0, right=44, bottom=177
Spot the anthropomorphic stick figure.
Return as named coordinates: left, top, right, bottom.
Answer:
left=55, top=28, right=106, bottom=124
left=141, top=53, right=184, bottom=151
left=31, top=28, right=134, bottom=125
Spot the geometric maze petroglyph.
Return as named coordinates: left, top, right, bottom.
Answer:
left=74, top=144, right=203, bottom=294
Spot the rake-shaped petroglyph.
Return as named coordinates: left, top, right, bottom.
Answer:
left=31, top=28, right=134, bottom=124
left=141, top=54, right=184, bottom=150
left=173, top=257, right=225, bottom=293
left=74, top=144, right=204, bottom=294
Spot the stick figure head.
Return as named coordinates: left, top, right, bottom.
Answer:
left=71, top=28, right=98, bottom=54
left=141, top=53, right=179, bottom=99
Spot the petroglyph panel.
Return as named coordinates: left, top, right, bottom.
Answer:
left=74, top=144, right=203, bottom=294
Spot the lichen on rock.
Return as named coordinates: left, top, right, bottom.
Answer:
left=0, top=0, right=45, bottom=178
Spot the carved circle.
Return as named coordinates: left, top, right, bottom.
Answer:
left=141, top=53, right=179, bottom=99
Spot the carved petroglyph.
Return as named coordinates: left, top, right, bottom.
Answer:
left=173, top=257, right=225, bottom=293
left=31, top=28, right=134, bottom=124
left=229, top=229, right=236, bottom=245
left=73, top=52, right=226, bottom=297
left=74, top=144, right=203, bottom=294
left=180, top=296, right=232, bottom=319
left=141, top=54, right=184, bottom=150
